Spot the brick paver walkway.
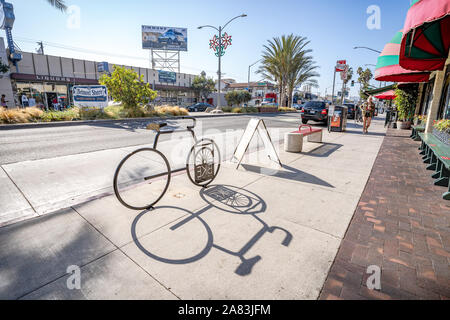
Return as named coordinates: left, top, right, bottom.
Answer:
left=320, top=128, right=450, bottom=300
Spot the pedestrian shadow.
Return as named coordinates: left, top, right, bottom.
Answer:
left=240, top=164, right=334, bottom=188
left=131, top=185, right=293, bottom=276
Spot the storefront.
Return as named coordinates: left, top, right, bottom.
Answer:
left=10, top=74, right=98, bottom=110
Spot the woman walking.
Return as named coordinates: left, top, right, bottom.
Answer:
left=361, top=96, right=375, bottom=134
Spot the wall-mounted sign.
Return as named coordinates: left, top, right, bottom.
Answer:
left=97, top=62, right=109, bottom=73
left=158, top=70, right=176, bottom=83
left=72, top=85, right=108, bottom=108
left=0, top=2, right=15, bottom=30
left=142, top=25, right=188, bottom=51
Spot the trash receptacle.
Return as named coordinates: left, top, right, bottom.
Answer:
left=328, top=105, right=348, bottom=132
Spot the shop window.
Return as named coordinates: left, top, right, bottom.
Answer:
left=423, top=81, right=435, bottom=115
left=439, top=72, right=450, bottom=119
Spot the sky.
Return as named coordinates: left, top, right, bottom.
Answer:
left=4, top=0, right=412, bottom=97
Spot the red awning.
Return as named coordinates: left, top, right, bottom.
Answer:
left=400, top=0, right=450, bottom=71
left=375, top=90, right=397, bottom=100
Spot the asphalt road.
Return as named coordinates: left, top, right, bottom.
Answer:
left=0, top=113, right=305, bottom=165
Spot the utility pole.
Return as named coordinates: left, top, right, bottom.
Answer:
left=331, top=68, right=336, bottom=105
left=37, top=41, right=44, bottom=55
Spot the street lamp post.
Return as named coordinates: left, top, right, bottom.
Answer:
left=353, top=46, right=382, bottom=54
left=248, top=59, right=261, bottom=94
left=198, top=14, right=247, bottom=109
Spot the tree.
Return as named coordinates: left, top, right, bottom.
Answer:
left=225, top=90, right=251, bottom=107
left=258, top=34, right=318, bottom=108
left=395, top=84, right=418, bottom=121
left=0, top=58, right=9, bottom=74
left=225, top=91, right=238, bottom=107
left=357, top=67, right=374, bottom=100
left=99, top=65, right=157, bottom=114
left=46, top=0, right=67, bottom=11
left=191, top=71, right=216, bottom=103
left=237, top=90, right=252, bottom=106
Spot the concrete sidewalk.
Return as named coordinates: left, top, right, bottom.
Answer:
left=0, top=117, right=387, bottom=300
left=0, top=126, right=295, bottom=227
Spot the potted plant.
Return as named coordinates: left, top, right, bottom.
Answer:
left=433, top=119, right=450, bottom=146
left=394, top=86, right=417, bottom=130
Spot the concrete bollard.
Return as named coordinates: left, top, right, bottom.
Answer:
left=307, top=131, right=323, bottom=143
left=284, top=132, right=303, bottom=153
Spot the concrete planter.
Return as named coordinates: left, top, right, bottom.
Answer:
left=396, top=120, right=411, bottom=130
left=258, top=107, right=279, bottom=113
left=433, top=129, right=450, bottom=146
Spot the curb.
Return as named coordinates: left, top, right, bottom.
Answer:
left=0, top=112, right=298, bottom=130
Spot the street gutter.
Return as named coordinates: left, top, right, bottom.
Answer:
left=0, top=112, right=298, bottom=130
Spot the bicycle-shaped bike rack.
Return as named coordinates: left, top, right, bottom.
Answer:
left=113, top=117, right=221, bottom=211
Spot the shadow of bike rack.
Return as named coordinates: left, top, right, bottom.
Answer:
left=131, top=185, right=293, bottom=276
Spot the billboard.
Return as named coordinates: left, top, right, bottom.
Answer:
left=72, top=85, right=108, bottom=108
left=142, top=25, right=187, bottom=51
left=158, top=70, right=176, bottom=83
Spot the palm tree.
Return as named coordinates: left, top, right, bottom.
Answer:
left=46, top=0, right=67, bottom=11
left=258, top=34, right=318, bottom=107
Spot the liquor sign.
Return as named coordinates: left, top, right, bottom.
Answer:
left=158, top=70, right=176, bottom=83
left=335, top=60, right=347, bottom=72
left=72, top=85, right=108, bottom=108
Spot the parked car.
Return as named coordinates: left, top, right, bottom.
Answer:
left=299, top=101, right=329, bottom=124
left=344, top=103, right=356, bottom=119
left=187, top=103, right=214, bottom=112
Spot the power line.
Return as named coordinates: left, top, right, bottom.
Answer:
left=13, top=36, right=247, bottom=81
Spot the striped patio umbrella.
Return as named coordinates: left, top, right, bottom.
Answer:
left=400, top=0, right=450, bottom=71
left=375, top=31, right=430, bottom=83
left=375, top=90, right=397, bottom=100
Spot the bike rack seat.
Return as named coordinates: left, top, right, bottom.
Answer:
left=146, top=122, right=168, bottom=131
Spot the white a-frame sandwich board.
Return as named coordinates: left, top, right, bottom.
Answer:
left=231, top=118, right=282, bottom=169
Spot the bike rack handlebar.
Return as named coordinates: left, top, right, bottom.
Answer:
left=152, top=116, right=198, bottom=149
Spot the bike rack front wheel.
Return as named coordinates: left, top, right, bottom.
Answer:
left=113, top=148, right=171, bottom=211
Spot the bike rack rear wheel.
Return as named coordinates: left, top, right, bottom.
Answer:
left=186, top=139, right=221, bottom=188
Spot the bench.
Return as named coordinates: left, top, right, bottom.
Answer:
left=410, top=125, right=425, bottom=141
left=418, top=133, right=450, bottom=200
left=284, top=125, right=323, bottom=153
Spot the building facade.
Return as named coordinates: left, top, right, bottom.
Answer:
left=0, top=37, right=199, bottom=109
left=223, top=81, right=276, bottom=106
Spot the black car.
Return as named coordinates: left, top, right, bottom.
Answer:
left=187, top=103, right=213, bottom=112
left=344, top=103, right=356, bottom=119
left=300, top=101, right=328, bottom=124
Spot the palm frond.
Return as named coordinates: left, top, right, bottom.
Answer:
left=46, top=0, right=67, bottom=12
